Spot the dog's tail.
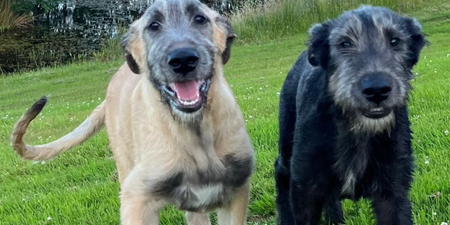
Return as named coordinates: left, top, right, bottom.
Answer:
left=11, top=96, right=106, bottom=161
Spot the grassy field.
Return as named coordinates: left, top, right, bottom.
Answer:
left=1, top=1, right=450, bottom=224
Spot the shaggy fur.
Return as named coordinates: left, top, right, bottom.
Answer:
left=275, top=6, right=426, bottom=225
left=11, top=1, right=254, bottom=224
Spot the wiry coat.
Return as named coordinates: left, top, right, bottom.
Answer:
left=11, top=1, right=254, bottom=224
left=275, top=6, right=426, bottom=225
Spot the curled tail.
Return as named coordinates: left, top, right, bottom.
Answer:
left=11, top=97, right=106, bottom=160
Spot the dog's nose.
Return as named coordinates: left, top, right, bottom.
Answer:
left=168, top=48, right=199, bottom=75
left=361, top=74, right=392, bottom=104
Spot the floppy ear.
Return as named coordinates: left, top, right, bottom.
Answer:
left=121, top=25, right=143, bottom=74
left=307, top=23, right=330, bottom=67
left=214, top=17, right=236, bottom=65
left=221, top=19, right=236, bottom=65
left=405, top=18, right=427, bottom=68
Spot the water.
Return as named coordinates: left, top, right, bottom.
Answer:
left=0, top=0, right=243, bottom=74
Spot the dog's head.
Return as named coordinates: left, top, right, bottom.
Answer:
left=307, top=6, right=426, bottom=133
left=122, top=0, right=235, bottom=121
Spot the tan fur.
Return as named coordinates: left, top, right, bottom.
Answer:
left=10, top=2, right=253, bottom=225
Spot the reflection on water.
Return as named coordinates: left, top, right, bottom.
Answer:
left=0, top=0, right=242, bottom=74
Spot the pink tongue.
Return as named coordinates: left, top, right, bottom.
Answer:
left=174, top=80, right=199, bottom=101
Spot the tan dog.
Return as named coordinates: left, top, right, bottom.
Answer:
left=10, top=0, right=254, bottom=224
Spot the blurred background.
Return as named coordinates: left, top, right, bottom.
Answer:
left=0, top=0, right=257, bottom=74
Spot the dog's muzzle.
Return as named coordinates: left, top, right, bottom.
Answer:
left=360, top=73, right=393, bottom=119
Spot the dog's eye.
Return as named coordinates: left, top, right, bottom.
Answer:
left=340, top=41, right=352, bottom=48
left=194, top=15, right=207, bottom=25
left=149, top=22, right=160, bottom=31
left=390, top=38, right=400, bottom=46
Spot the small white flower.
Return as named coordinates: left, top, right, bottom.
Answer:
left=259, top=87, right=263, bottom=90
left=249, top=116, right=253, bottom=119
left=441, top=222, right=448, bottom=225
left=444, top=130, right=449, bottom=136
left=257, top=98, right=261, bottom=101
left=433, top=212, right=437, bottom=216
left=98, top=97, right=101, bottom=101
left=425, top=156, right=429, bottom=165
left=47, top=217, right=52, bottom=221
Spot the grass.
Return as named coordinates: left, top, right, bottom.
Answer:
left=231, top=0, right=424, bottom=43
left=1, top=0, right=450, bottom=224
left=0, top=0, right=32, bottom=32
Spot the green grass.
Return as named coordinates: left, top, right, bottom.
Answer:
left=1, top=1, right=450, bottom=224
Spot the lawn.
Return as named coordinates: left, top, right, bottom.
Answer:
left=1, top=1, right=449, bottom=225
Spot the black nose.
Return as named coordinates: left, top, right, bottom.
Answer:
left=361, top=74, right=392, bottom=104
left=168, top=48, right=199, bottom=75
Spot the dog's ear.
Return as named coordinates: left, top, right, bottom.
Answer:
left=307, top=23, right=330, bottom=67
left=121, top=24, right=144, bottom=74
left=404, top=18, right=427, bottom=68
left=214, top=17, right=236, bottom=65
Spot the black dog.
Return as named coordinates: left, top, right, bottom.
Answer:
left=275, top=6, right=426, bottom=225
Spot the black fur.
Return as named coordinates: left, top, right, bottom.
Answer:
left=275, top=7, right=425, bottom=225
left=150, top=154, right=253, bottom=211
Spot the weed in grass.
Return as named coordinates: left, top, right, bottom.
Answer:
left=0, top=0, right=33, bottom=32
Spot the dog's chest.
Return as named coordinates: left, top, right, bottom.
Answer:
left=173, top=183, right=227, bottom=211
left=335, top=141, right=370, bottom=196
left=153, top=154, right=253, bottom=212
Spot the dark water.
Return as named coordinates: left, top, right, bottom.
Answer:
left=0, top=0, right=243, bottom=74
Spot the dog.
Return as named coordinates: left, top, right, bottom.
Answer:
left=11, top=0, right=254, bottom=224
left=275, top=6, right=426, bottom=225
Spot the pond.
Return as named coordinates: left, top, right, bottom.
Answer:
left=0, top=0, right=244, bottom=74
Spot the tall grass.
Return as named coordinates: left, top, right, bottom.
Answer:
left=231, top=0, right=424, bottom=43
left=0, top=0, right=33, bottom=32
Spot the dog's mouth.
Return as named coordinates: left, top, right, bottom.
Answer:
left=362, top=107, right=392, bottom=119
left=162, top=78, right=211, bottom=113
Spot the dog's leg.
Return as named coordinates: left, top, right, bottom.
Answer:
left=120, top=169, right=165, bottom=225
left=323, top=190, right=344, bottom=225
left=185, top=212, right=211, bottom=225
left=372, top=190, right=413, bottom=225
left=290, top=178, right=326, bottom=225
left=275, top=158, right=295, bottom=225
left=217, top=181, right=250, bottom=225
